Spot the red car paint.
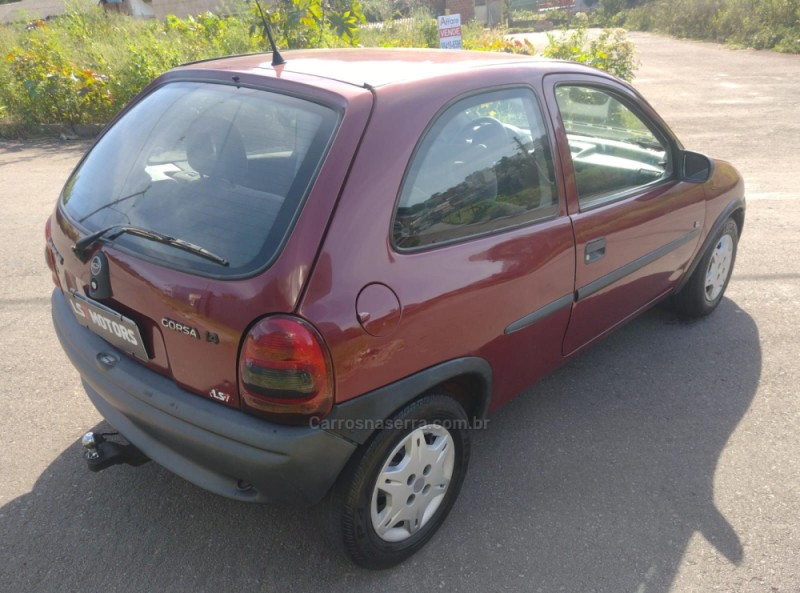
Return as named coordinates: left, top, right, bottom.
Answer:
left=47, top=48, right=744, bottom=419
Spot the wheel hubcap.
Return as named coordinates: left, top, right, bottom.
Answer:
left=370, top=424, right=455, bottom=543
left=704, top=234, right=734, bottom=302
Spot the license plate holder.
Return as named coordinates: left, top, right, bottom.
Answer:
left=65, top=291, right=149, bottom=360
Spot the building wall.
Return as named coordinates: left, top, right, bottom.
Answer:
left=150, top=0, right=226, bottom=19
left=430, top=0, right=446, bottom=16
left=129, top=0, right=155, bottom=17
left=444, top=0, right=474, bottom=22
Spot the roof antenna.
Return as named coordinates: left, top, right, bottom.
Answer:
left=253, top=0, right=285, bottom=67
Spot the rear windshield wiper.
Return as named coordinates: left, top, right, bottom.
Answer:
left=73, top=225, right=229, bottom=266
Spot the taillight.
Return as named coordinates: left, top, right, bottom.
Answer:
left=239, top=316, right=333, bottom=424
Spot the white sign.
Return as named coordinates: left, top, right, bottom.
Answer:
left=438, top=14, right=462, bottom=50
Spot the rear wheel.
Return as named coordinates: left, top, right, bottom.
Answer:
left=671, top=218, right=739, bottom=317
left=325, top=394, right=471, bottom=569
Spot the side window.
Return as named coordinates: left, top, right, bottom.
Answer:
left=555, top=85, right=671, bottom=209
left=393, top=89, right=559, bottom=250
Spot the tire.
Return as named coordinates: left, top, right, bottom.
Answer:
left=324, top=394, right=471, bottom=569
left=671, top=218, right=739, bottom=317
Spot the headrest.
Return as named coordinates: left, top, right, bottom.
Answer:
left=185, top=116, right=247, bottom=182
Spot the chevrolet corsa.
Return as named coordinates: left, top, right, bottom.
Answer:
left=46, top=48, right=744, bottom=568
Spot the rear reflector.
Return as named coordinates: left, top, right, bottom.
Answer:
left=239, top=316, right=333, bottom=424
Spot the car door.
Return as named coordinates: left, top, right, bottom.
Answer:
left=543, top=74, right=706, bottom=355
left=300, top=85, right=576, bottom=409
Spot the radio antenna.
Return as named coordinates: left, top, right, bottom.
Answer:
left=253, top=0, right=285, bottom=67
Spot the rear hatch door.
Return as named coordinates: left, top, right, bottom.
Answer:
left=50, top=76, right=372, bottom=408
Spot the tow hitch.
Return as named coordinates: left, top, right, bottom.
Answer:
left=81, top=431, right=150, bottom=472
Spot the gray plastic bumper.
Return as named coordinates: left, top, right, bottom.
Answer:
left=52, top=289, right=356, bottom=505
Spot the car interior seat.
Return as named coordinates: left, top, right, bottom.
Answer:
left=185, top=116, right=249, bottom=184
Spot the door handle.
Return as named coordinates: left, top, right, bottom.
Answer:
left=585, top=238, right=606, bottom=264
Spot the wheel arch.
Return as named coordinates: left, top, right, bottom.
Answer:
left=674, top=197, right=745, bottom=295
left=730, top=206, right=745, bottom=236
left=323, top=357, right=492, bottom=445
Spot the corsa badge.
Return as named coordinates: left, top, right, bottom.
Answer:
left=161, top=317, right=200, bottom=339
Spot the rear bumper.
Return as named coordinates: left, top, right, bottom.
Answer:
left=52, top=289, right=357, bottom=505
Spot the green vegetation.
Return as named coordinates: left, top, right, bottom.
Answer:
left=359, top=11, right=637, bottom=77
left=0, top=0, right=363, bottom=132
left=359, top=0, right=430, bottom=23
left=507, top=7, right=572, bottom=31
left=608, top=0, right=800, bottom=53
left=542, top=19, right=637, bottom=82
left=0, top=1, right=636, bottom=135
left=358, top=7, right=440, bottom=47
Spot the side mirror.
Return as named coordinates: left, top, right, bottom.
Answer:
left=681, top=151, right=713, bottom=183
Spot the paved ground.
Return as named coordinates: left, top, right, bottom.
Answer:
left=1, top=33, right=798, bottom=593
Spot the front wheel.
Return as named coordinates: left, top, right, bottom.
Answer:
left=324, top=394, right=471, bottom=569
left=671, top=218, right=739, bottom=317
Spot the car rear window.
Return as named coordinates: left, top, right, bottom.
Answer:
left=61, top=81, right=339, bottom=277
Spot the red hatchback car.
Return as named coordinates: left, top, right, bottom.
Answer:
left=46, top=49, right=744, bottom=568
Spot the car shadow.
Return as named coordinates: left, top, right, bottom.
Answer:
left=0, top=298, right=760, bottom=592
left=0, top=139, right=91, bottom=166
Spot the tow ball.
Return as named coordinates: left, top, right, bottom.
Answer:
left=81, top=431, right=150, bottom=472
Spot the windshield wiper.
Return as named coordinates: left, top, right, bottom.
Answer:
left=73, top=225, right=229, bottom=266
left=77, top=187, right=150, bottom=223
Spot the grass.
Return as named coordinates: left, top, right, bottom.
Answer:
left=612, top=0, right=800, bottom=53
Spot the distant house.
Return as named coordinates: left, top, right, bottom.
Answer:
left=149, top=0, right=228, bottom=19
left=430, top=0, right=503, bottom=25
left=99, top=0, right=155, bottom=18
left=0, top=0, right=230, bottom=23
left=0, top=0, right=70, bottom=23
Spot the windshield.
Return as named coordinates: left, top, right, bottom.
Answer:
left=61, top=81, right=339, bottom=276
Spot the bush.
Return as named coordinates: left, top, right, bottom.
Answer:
left=360, top=0, right=429, bottom=22
left=620, top=0, right=800, bottom=53
left=507, top=7, right=571, bottom=30
left=5, top=35, right=115, bottom=124
left=362, top=10, right=638, bottom=82
left=359, top=7, right=438, bottom=47
left=0, top=0, right=365, bottom=132
left=543, top=21, right=638, bottom=81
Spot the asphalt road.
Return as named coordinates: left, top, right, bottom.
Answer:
left=1, top=33, right=798, bottom=593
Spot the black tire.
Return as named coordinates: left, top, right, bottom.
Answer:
left=671, top=218, right=739, bottom=317
left=324, top=394, right=471, bottom=569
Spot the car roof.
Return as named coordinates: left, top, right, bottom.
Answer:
left=178, top=48, right=563, bottom=89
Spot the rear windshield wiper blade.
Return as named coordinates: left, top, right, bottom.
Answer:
left=73, top=225, right=229, bottom=266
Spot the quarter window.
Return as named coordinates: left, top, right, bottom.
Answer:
left=394, top=89, right=559, bottom=250
left=555, top=85, right=671, bottom=209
